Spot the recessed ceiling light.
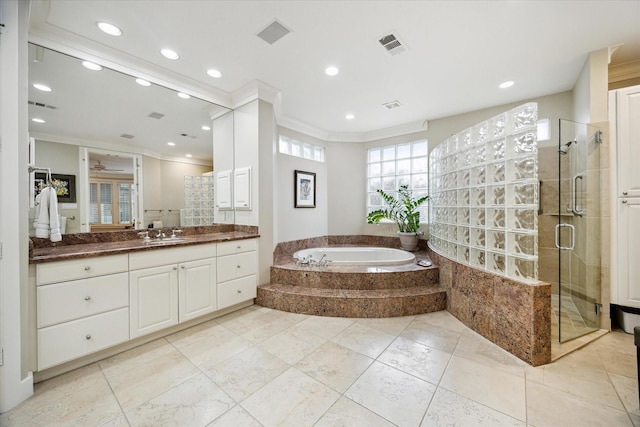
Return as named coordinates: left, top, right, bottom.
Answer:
left=499, top=80, right=514, bottom=89
left=33, top=83, right=52, bottom=92
left=177, top=92, right=191, bottom=99
left=345, top=113, right=355, bottom=120
left=325, top=66, right=339, bottom=76
left=82, top=61, right=103, bottom=71
left=31, top=118, right=45, bottom=123
left=97, top=22, right=122, bottom=36
left=167, top=142, right=176, bottom=146
left=135, top=78, right=151, bottom=87
left=185, top=153, right=192, bottom=158
left=201, top=125, right=211, bottom=131
left=207, top=69, right=222, bottom=78
left=160, top=48, right=179, bottom=60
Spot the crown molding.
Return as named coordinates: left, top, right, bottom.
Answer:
left=230, top=80, right=281, bottom=109
left=609, top=60, right=640, bottom=83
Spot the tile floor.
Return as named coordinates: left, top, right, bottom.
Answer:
left=1, top=305, right=638, bottom=426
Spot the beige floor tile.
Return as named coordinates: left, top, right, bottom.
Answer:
left=330, top=323, right=396, bottom=358
left=207, top=346, right=290, bottom=402
left=596, top=346, right=637, bottom=378
left=241, top=367, right=340, bottom=427
left=165, top=319, right=227, bottom=348
left=295, top=341, right=374, bottom=393
left=258, top=324, right=327, bottom=364
left=99, top=414, right=130, bottom=426
left=355, top=315, right=416, bottom=335
left=177, top=327, right=254, bottom=371
left=107, top=349, right=200, bottom=410
left=35, top=363, right=106, bottom=396
left=99, top=338, right=175, bottom=379
left=295, top=316, right=355, bottom=340
left=208, top=405, right=263, bottom=426
left=345, top=361, right=435, bottom=426
left=610, top=372, right=640, bottom=416
left=439, top=355, right=526, bottom=421
left=526, top=380, right=632, bottom=427
left=422, top=388, right=525, bottom=426
left=415, top=310, right=469, bottom=332
left=314, top=396, right=395, bottom=427
left=400, top=317, right=462, bottom=354
left=592, top=330, right=635, bottom=356
left=125, top=373, right=234, bottom=426
left=454, top=331, right=527, bottom=377
left=631, top=413, right=640, bottom=427
left=217, top=306, right=306, bottom=344
left=378, top=336, right=451, bottom=385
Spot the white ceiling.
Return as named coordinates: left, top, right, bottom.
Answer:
left=28, top=0, right=640, bottom=140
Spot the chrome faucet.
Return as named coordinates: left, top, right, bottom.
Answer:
left=154, top=230, right=166, bottom=240
left=171, top=229, right=183, bottom=239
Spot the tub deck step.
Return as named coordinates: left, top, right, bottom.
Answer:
left=256, top=283, right=446, bottom=318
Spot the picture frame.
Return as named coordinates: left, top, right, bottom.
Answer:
left=35, top=173, right=77, bottom=203
left=294, top=170, right=316, bottom=208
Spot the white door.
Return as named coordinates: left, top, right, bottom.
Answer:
left=618, top=198, right=640, bottom=308
left=616, top=85, right=640, bottom=198
left=129, top=265, right=178, bottom=338
left=178, top=258, right=216, bottom=322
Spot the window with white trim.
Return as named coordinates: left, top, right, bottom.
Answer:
left=367, top=140, right=429, bottom=222
left=279, top=135, right=325, bottom=162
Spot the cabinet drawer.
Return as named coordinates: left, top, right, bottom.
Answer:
left=217, top=251, right=257, bottom=283
left=218, top=275, right=257, bottom=310
left=37, top=273, right=129, bottom=328
left=129, top=243, right=216, bottom=270
left=37, top=307, right=129, bottom=370
left=36, top=254, right=128, bottom=285
left=217, top=238, right=257, bottom=256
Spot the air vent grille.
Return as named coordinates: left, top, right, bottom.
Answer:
left=120, top=134, right=135, bottom=139
left=378, top=33, right=407, bottom=56
left=257, top=19, right=292, bottom=45
left=148, top=112, right=165, bottom=119
left=383, top=100, right=403, bottom=110
left=28, top=100, right=57, bottom=110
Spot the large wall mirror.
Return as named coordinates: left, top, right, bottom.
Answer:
left=28, top=44, right=234, bottom=234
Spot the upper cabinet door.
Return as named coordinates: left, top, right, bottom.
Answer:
left=216, top=170, right=233, bottom=210
left=616, top=85, right=640, bottom=198
left=234, top=166, right=252, bottom=210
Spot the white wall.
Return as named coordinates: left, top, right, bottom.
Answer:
left=326, top=141, right=365, bottom=236
left=574, top=48, right=609, bottom=124
left=234, top=101, right=260, bottom=226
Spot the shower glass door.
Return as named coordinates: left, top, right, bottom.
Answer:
left=556, top=119, right=602, bottom=342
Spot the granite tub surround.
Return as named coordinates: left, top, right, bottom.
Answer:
left=258, top=235, right=444, bottom=318
left=428, top=247, right=551, bottom=366
left=29, top=225, right=259, bottom=263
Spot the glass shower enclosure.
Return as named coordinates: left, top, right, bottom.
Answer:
left=555, top=119, right=602, bottom=342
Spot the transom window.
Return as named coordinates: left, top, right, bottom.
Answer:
left=367, top=140, right=429, bottom=222
left=279, top=135, right=325, bottom=162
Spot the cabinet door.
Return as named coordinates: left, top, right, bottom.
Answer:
left=616, top=85, right=640, bottom=198
left=178, top=258, right=217, bottom=322
left=216, top=170, right=232, bottom=210
left=129, top=265, right=179, bottom=339
left=234, top=167, right=251, bottom=210
left=618, top=198, right=640, bottom=308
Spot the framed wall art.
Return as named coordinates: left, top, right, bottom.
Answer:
left=294, top=170, right=316, bottom=208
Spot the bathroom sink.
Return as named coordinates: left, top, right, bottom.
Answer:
left=144, top=238, right=187, bottom=246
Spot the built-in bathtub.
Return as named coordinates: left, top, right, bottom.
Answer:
left=293, top=247, right=415, bottom=266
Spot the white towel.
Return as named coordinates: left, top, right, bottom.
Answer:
left=49, top=188, right=62, bottom=242
left=33, top=192, right=42, bottom=231
left=34, top=187, right=51, bottom=238
left=59, top=216, right=67, bottom=234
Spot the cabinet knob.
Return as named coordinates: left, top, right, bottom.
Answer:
left=622, top=199, right=628, bottom=204
left=181, top=265, right=186, bottom=269
left=85, top=334, right=92, bottom=340
left=237, top=265, right=241, bottom=269
left=173, top=266, right=178, bottom=270
left=237, top=245, right=242, bottom=249
left=84, top=266, right=91, bottom=271
left=84, top=296, right=91, bottom=301
left=623, top=191, right=628, bottom=195
left=237, top=290, right=242, bottom=294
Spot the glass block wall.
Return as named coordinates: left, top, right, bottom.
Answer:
left=181, top=175, right=215, bottom=226
left=428, top=103, right=539, bottom=283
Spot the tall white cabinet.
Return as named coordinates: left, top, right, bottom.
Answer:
left=612, top=85, right=640, bottom=308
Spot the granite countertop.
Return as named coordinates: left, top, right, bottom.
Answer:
left=30, top=231, right=260, bottom=264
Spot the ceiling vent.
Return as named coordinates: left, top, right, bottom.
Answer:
left=28, top=100, right=57, bottom=110
left=383, top=100, right=403, bottom=110
left=147, top=112, right=165, bottom=120
left=180, top=133, right=196, bottom=139
left=378, top=33, right=407, bottom=56
left=257, top=19, right=292, bottom=45
left=120, top=134, right=135, bottom=139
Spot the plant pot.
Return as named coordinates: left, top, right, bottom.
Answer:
left=397, top=231, right=419, bottom=251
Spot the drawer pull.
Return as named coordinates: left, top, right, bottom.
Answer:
left=237, top=290, right=242, bottom=294
left=173, top=266, right=178, bottom=271
left=181, top=265, right=186, bottom=269
left=84, top=266, right=91, bottom=271
left=237, top=245, right=242, bottom=249
left=84, top=296, right=91, bottom=301
left=237, top=265, right=241, bottom=269
left=85, top=334, right=92, bottom=340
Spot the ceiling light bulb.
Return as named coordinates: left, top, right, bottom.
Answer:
left=186, top=153, right=193, bottom=158
left=32, top=118, right=45, bottom=123
left=201, top=125, right=211, bottom=131
left=207, top=69, right=222, bottom=78
left=82, top=61, right=103, bottom=71
left=135, top=78, right=151, bottom=87
left=97, top=22, right=122, bottom=36
left=177, top=92, right=191, bottom=99
left=167, top=142, right=176, bottom=146
left=160, top=48, right=179, bottom=60
left=33, top=83, right=52, bottom=92
left=345, top=113, right=355, bottom=120
left=325, top=66, right=339, bottom=76
left=499, top=80, right=514, bottom=89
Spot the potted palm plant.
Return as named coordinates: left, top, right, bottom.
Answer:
left=367, top=185, right=429, bottom=251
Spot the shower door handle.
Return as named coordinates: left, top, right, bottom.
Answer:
left=555, top=223, right=575, bottom=251
left=571, top=173, right=584, bottom=216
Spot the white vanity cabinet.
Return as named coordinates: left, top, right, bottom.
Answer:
left=129, top=244, right=217, bottom=339
left=216, top=239, right=258, bottom=310
left=35, top=254, right=130, bottom=370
